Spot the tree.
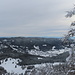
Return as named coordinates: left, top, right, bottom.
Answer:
left=64, top=5, right=75, bottom=75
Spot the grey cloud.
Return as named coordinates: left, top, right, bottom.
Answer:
left=0, top=0, right=75, bottom=37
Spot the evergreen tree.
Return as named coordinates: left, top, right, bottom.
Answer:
left=65, top=5, right=75, bottom=75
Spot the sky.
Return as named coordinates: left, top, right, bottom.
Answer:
left=0, top=0, right=75, bottom=37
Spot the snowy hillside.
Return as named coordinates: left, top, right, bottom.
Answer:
left=28, top=47, right=70, bottom=57
left=0, top=37, right=71, bottom=75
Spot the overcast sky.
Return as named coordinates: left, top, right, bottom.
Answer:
left=0, top=0, right=75, bottom=37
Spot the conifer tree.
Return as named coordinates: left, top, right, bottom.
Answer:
left=65, top=5, right=75, bottom=75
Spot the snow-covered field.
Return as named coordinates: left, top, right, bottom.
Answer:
left=28, top=48, right=70, bottom=57
left=0, top=58, right=26, bottom=74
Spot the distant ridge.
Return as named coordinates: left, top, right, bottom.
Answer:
left=0, top=36, right=62, bottom=39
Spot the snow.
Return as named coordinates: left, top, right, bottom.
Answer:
left=34, top=63, right=47, bottom=68
left=3, top=39, right=7, bottom=42
left=34, top=45, right=40, bottom=50
left=28, top=48, right=70, bottom=57
left=67, top=70, right=75, bottom=75
left=66, top=46, right=75, bottom=65
left=70, top=70, right=75, bottom=72
left=53, top=62, right=63, bottom=66
left=0, top=58, right=26, bottom=74
left=37, top=57, right=43, bottom=60
left=34, top=62, right=64, bottom=68
left=52, top=46, right=56, bottom=50
left=4, top=46, right=8, bottom=48
left=66, top=45, right=75, bottom=65
left=70, top=44, right=74, bottom=47
left=12, top=47, right=18, bottom=51
left=66, top=49, right=72, bottom=62
left=42, top=44, right=47, bottom=46
left=0, top=44, right=8, bottom=49
left=10, top=45, right=18, bottom=51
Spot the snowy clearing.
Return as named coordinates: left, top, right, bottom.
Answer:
left=0, top=58, right=26, bottom=74
left=28, top=48, right=70, bottom=57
